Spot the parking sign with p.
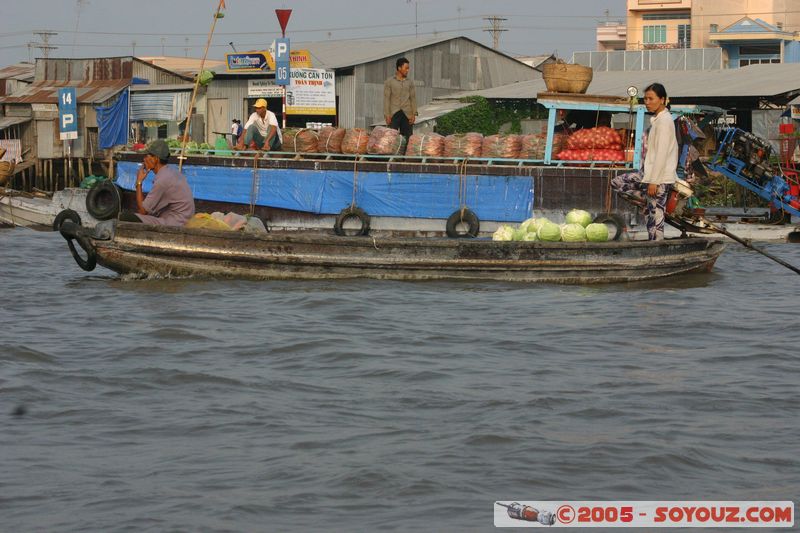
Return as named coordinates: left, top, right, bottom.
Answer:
left=58, top=87, right=78, bottom=140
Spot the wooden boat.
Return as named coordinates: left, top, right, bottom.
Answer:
left=0, top=187, right=101, bottom=231
left=58, top=218, right=726, bottom=283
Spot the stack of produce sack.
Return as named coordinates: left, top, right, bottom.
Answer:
left=281, top=128, right=320, bottom=153
left=492, top=209, right=609, bottom=242
left=184, top=212, right=268, bottom=234
left=556, top=126, right=624, bottom=162
left=443, top=133, right=483, bottom=158
left=318, top=126, right=346, bottom=153
left=405, top=132, right=445, bottom=157
left=482, top=134, right=522, bottom=159
left=520, top=133, right=567, bottom=159
left=367, top=126, right=406, bottom=155
left=341, top=128, right=370, bottom=154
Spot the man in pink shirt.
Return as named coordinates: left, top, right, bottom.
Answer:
left=119, top=139, right=195, bottom=226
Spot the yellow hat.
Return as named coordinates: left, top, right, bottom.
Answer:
left=253, top=98, right=268, bottom=108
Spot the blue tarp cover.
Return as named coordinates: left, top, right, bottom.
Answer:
left=116, top=161, right=534, bottom=222
left=95, top=90, right=128, bottom=149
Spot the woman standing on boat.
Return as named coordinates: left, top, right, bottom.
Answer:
left=611, top=83, right=678, bottom=241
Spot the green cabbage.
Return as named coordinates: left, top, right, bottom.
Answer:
left=512, top=228, right=527, bottom=241
left=537, top=221, right=562, bottom=241
left=565, top=209, right=593, bottom=227
left=519, top=217, right=537, bottom=233
left=492, top=225, right=515, bottom=241
left=532, top=217, right=551, bottom=233
left=585, top=222, right=609, bottom=242
left=561, top=223, right=587, bottom=242
left=522, top=232, right=538, bottom=241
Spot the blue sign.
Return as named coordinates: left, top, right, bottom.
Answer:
left=225, top=52, right=269, bottom=72
left=58, top=87, right=78, bottom=140
left=275, top=37, right=290, bottom=86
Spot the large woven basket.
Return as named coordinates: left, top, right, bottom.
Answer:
left=0, top=160, right=15, bottom=186
left=542, top=63, right=593, bottom=94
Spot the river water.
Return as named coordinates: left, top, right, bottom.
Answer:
left=1, top=228, right=798, bottom=532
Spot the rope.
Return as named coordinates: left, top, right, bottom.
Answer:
left=249, top=151, right=260, bottom=217
left=350, top=158, right=359, bottom=209
left=605, top=169, right=614, bottom=214
left=457, top=157, right=470, bottom=217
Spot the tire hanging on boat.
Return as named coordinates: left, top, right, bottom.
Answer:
left=334, top=206, right=371, bottom=236
left=446, top=208, right=480, bottom=238
left=57, top=213, right=97, bottom=271
left=52, top=209, right=82, bottom=232
left=592, top=213, right=626, bottom=241
left=85, top=180, right=121, bottom=221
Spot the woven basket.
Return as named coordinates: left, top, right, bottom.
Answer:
left=542, top=63, right=593, bottom=94
left=0, top=160, right=15, bottom=186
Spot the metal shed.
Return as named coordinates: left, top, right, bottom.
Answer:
left=206, top=35, right=538, bottom=134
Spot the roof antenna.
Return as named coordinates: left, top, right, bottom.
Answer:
left=229, top=41, right=237, bottom=53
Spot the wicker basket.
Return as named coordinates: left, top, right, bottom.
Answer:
left=542, top=63, right=593, bottom=94
left=0, top=160, right=15, bottom=186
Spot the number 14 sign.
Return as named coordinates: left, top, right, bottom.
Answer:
left=58, top=87, right=78, bottom=140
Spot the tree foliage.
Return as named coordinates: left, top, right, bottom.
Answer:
left=434, top=96, right=545, bottom=136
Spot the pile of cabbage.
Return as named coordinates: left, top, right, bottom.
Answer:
left=492, top=209, right=609, bottom=242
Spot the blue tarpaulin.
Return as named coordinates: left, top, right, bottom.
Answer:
left=116, top=161, right=534, bottom=222
left=95, top=90, right=128, bottom=149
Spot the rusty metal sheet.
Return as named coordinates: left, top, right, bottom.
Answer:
left=0, top=63, right=35, bottom=82
left=0, top=80, right=128, bottom=104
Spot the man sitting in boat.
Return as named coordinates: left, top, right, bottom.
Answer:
left=236, top=98, right=282, bottom=151
left=119, top=139, right=195, bottom=226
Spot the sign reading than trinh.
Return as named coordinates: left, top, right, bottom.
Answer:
left=286, top=69, right=336, bottom=115
left=58, top=87, right=78, bottom=140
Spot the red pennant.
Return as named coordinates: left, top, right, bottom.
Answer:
left=275, top=9, right=292, bottom=35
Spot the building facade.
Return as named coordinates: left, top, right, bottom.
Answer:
left=620, top=0, right=800, bottom=67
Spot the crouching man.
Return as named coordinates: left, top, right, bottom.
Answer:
left=119, top=139, right=195, bottom=226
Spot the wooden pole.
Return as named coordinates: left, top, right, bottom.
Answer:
left=179, top=0, right=226, bottom=172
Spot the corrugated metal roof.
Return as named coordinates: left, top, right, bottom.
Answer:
left=138, top=56, right=225, bottom=76
left=438, top=63, right=800, bottom=101
left=0, top=63, right=35, bottom=82
left=129, top=83, right=196, bottom=92
left=212, top=35, right=533, bottom=74
left=0, top=80, right=128, bottom=104
left=370, top=100, right=473, bottom=126
left=0, top=116, right=31, bottom=129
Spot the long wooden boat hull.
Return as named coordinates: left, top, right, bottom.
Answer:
left=65, top=221, right=726, bottom=284
left=0, top=188, right=99, bottom=231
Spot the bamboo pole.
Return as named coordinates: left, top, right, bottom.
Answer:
left=179, top=0, right=226, bottom=172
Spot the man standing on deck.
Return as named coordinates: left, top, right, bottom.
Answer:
left=236, top=99, right=282, bottom=151
left=384, top=57, right=417, bottom=139
left=119, top=139, right=195, bottom=226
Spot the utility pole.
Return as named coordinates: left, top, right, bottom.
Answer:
left=32, top=31, right=58, bottom=58
left=406, top=0, right=418, bottom=38
left=483, top=16, right=507, bottom=50
left=132, top=40, right=137, bottom=56
left=184, top=37, right=190, bottom=57
left=161, top=37, right=166, bottom=55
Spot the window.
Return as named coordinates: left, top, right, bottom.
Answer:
left=678, top=24, right=691, bottom=48
left=710, top=24, right=718, bottom=33
left=643, top=25, right=666, bottom=44
left=643, top=12, right=690, bottom=21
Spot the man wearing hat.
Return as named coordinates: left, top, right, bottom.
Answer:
left=119, top=139, right=195, bottom=226
left=236, top=98, right=282, bottom=151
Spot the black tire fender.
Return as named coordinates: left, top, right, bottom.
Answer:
left=334, top=206, right=370, bottom=236
left=592, top=213, right=626, bottom=241
left=446, top=208, right=480, bottom=238
left=52, top=209, right=82, bottom=232
left=59, top=219, right=97, bottom=271
left=85, top=180, right=121, bottom=221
